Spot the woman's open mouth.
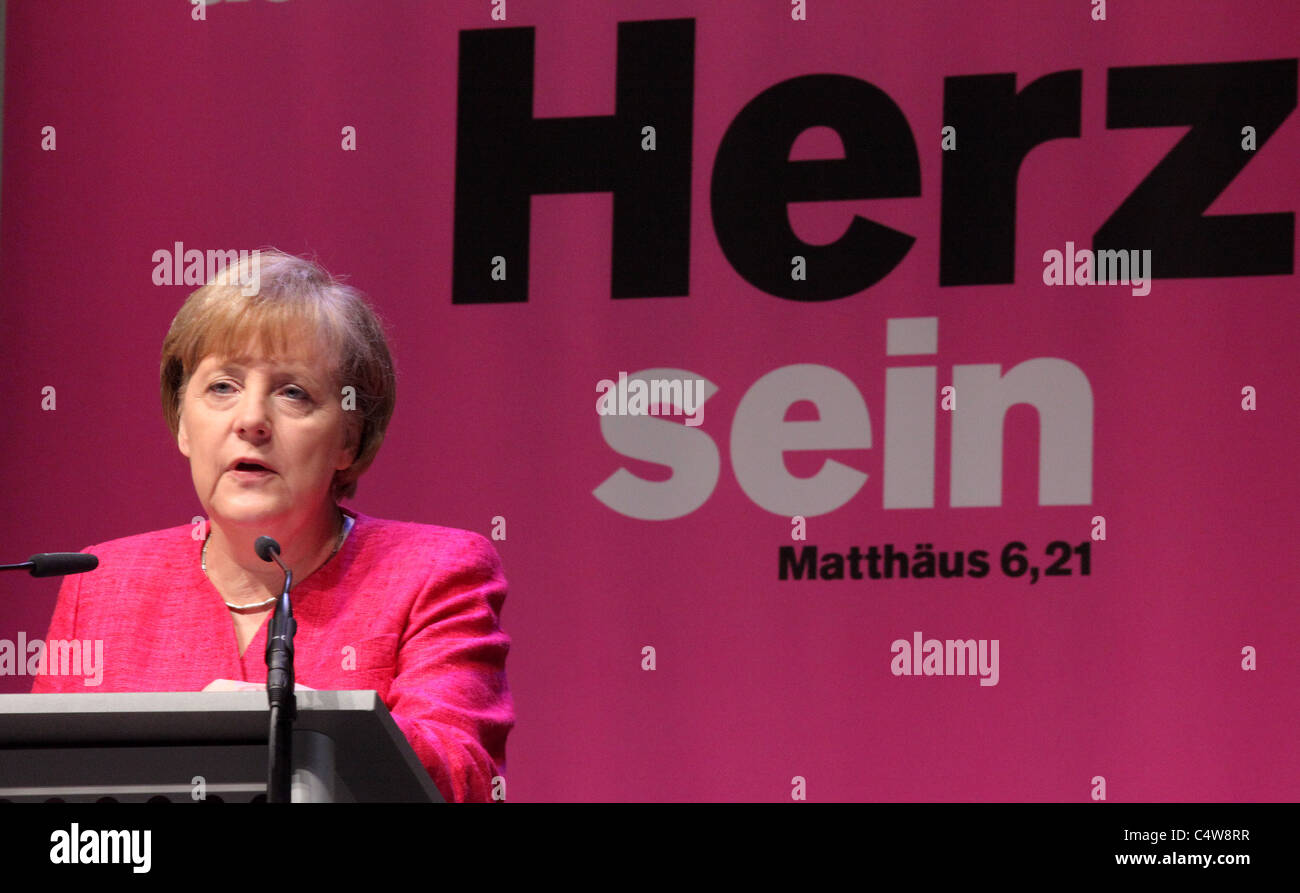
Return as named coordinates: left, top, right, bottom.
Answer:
left=229, top=461, right=277, bottom=480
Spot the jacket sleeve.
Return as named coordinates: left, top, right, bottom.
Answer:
left=384, top=531, right=514, bottom=803
left=29, top=561, right=84, bottom=693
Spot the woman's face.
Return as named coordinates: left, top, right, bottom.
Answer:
left=177, top=342, right=355, bottom=529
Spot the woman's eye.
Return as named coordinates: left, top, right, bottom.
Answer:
left=204, top=380, right=309, bottom=400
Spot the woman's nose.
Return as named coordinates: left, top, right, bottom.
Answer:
left=234, top=391, right=272, bottom=438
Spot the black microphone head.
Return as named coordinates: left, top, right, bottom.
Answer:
left=254, top=536, right=281, bottom=562
left=27, top=553, right=99, bottom=578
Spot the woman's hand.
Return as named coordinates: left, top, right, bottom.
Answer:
left=202, top=679, right=316, bottom=692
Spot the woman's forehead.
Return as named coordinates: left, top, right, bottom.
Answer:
left=195, top=351, right=334, bottom=378
left=202, top=322, right=334, bottom=365
left=203, top=313, right=335, bottom=356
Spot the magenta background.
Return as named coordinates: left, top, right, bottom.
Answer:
left=2, top=0, right=1297, bottom=801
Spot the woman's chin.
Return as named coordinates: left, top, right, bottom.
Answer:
left=209, top=498, right=290, bottom=528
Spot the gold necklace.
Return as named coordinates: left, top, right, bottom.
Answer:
left=203, top=512, right=352, bottom=611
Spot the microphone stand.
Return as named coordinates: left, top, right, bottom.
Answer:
left=257, top=537, right=296, bottom=804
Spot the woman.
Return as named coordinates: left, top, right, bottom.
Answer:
left=32, top=250, right=513, bottom=804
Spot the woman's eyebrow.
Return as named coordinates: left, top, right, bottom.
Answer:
left=211, top=360, right=318, bottom=379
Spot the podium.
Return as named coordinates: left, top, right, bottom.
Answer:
left=0, top=691, right=444, bottom=803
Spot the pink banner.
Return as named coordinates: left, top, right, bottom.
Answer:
left=2, top=0, right=1297, bottom=801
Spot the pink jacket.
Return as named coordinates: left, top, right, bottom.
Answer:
left=30, top=508, right=513, bottom=803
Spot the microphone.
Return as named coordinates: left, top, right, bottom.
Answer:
left=256, top=535, right=297, bottom=804
left=0, top=553, right=99, bottom=577
left=254, top=536, right=280, bottom=565
left=256, top=536, right=295, bottom=710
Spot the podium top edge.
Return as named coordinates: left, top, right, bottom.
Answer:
left=0, top=690, right=382, bottom=715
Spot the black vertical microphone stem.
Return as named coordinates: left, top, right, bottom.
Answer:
left=257, top=536, right=296, bottom=804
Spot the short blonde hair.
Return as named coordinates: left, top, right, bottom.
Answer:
left=160, top=249, right=396, bottom=502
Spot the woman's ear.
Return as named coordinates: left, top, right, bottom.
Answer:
left=336, top=421, right=360, bottom=471
left=177, top=414, right=191, bottom=459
